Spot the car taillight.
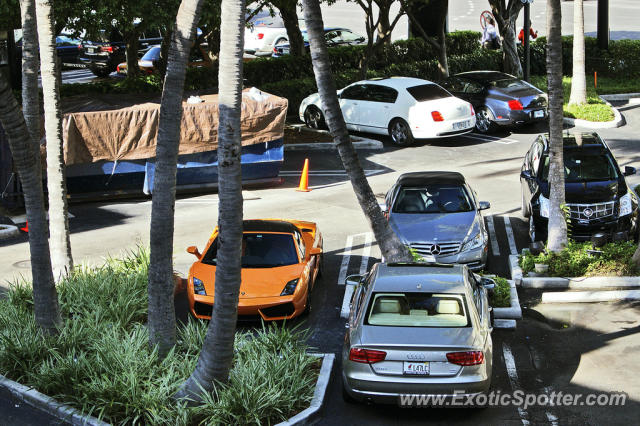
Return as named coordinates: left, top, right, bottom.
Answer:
left=78, top=44, right=83, bottom=50
left=446, top=351, right=484, bottom=366
left=508, top=100, right=524, bottom=110
left=257, top=33, right=264, bottom=39
left=470, top=105, right=475, bottom=116
left=100, top=45, right=115, bottom=53
left=349, top=348, right=386, bottom=364
left=431, top=111, right=444, bottom=122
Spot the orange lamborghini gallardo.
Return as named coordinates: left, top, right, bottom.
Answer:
left=186, top=219, right=323, bottom=321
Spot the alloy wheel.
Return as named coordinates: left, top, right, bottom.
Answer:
left=475, top=109, right=491, bottom=133
left=391, top=121, right=409, bottom=145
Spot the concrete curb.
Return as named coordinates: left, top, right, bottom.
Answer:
left=508, top=254, right=524, bottom=286
left=562, top=96, right=624, bottom=129
left=600, top=93, right=640, bottom=102
left=492, top=279, right=522, bottom=320
left=493, top=319, right=516, bottom=329
left=0, top=224, right=20, bottom=240
left=276, top=353, right=335, bottom=426
left=541, top=289, right=640, bottom=304
left=522, top=276, right=640, bottom=289
left=284, top=139, right=383, bottom=151
left=0, top=374, right=109, bottom=426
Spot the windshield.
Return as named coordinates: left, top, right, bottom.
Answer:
left=141, top=46, right=161, bottom=61
left=406, top=84, right=452, bottom=102
left=365, top=292, right=470, bottom=327
left=542, top=151, right=619, bottom=182
left=392, top=185, right=474, bottom=213
left=202, top=233, right=299, bottom=268
left=491, top=78, right=530, bottom=89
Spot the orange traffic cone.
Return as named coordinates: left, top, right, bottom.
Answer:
left=296, top=158, right=311, bottom=192
left=20, top=221, right=28, bottom=232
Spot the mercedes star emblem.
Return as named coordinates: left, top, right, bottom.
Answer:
left=430, top=244, right=441, bottom=255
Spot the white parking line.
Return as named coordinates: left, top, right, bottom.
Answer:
left=337, top=234, right=355, bottom=287
left=462, top=133, right=520, bottom=145
left=485, top=215, right=500, bottom=256
left=10, top=212, right=75, bottom=224
left=503, top=344, right=530, bottom=425
left=503, top=216, right=518, bottom=255
left=279, top=169, right=384, bottom=177
left=359, top=232, right=373, bottom=274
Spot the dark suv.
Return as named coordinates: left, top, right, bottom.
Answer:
left=79, top=27, right=163, bottom=77
left=520, top=132, right=638, bottom=242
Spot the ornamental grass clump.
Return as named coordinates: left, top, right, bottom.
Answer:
left=0, top=248, right=318, bottom=425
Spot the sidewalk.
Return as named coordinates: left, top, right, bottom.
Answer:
left=0, top=387, right=67, bottom=426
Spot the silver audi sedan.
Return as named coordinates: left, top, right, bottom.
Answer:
left=382, top=171, right=491, bottom=271
left=342, top=262, right=494, bottom=405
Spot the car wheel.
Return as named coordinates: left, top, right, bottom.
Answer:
left=388, top=118, right=414, bottom=146
left=304, top=106, right=327, bottom=130
left=475, top=107, right=495, bottom=134
left=90, top=67, right=111, bottom=78
left=521, top=193, right=531, bottom=218
left=342, top=379, right=357, bottom=404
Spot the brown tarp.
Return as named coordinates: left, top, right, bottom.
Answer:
left=59, top=89, right=287, bottom=166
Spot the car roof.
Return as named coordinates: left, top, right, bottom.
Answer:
left=455, top=71, right=516, bottom=83
left=242, top=220, right=297, bottom=234
left=396, top=171, right=466, bottom=187
left=355, top=77, right=436, bottom=90
left=539, top=132, right=606, bottom=150
left=371, top=263, right=468, bottom=293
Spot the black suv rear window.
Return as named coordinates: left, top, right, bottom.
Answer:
left=406, top=84, right=451, bottom=101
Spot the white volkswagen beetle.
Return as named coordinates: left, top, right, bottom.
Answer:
left=299, top=77, right=476, bottom=146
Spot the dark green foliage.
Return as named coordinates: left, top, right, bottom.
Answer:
left=519, top=241, right=639, bottom=277
left=489, top=276, right=511, bottom=308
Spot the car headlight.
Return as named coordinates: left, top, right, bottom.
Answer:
left=538, top=194, right=550, bottom=218
left=619, top=192, right=633, bottom=216
left=193, top=277, right=206, bottom=295
left=280, top=279, right=299, bottom=296
left=462, top=231, right=484, bottom=252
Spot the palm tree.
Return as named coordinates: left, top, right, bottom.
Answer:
left=35, top=0, right=73, bottom=280
left=568, top=0, right=587, bottom=105
left=0, top=76, right=61, bottom=334
left=148, top=0, right=205, bottom=358
left=302, top=0, right=410, bottom=262
left=546, top=0, right=568, bottom=252
left=175, top=0, right=246, bottom=401
left=19, top=0, right=39, bottom=144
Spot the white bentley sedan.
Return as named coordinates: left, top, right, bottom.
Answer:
left=299, top=77, right=476, bottom=146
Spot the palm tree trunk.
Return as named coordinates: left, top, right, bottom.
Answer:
left=546, top=0, right=568, bottom=252
left=175, top=0, right=245, bottom=401
left=303, top=0, right=410, bottom=262
left=19, top=0, right=40, bottom=144
left=0, top=76, right=61, bottom=334
left=568, top=0, right=587, bottom=105
left=35, top=0, right=73, bottom=280
left=148, top=0, right=205, bottom=358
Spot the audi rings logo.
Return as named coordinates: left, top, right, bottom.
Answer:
left=430, top=244, right=441, bottom=255
left=407, top=353, right=427, bottom=360
left=583, top=208, right=594, bottom=218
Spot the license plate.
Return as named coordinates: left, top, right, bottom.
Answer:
left=533, top=110, right=544, bottom=118
left=403, top=361, right=430, bottom=375
left=87, top=47, right=95, bottom=53
left=281, top=48, right=289, bottom=54
left=453, top=120, right=470, bottom=130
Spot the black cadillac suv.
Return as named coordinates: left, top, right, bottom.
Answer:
left=520, top=132, right=638, bottom=242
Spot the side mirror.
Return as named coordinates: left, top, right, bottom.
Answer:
left=309, top=247, right=322, bottom=256
left=345, top=274, right=363, bottom=286
left=478, top=201, right=491, bottom=210
left=186, top=246, right=202, bottom=259
left=520, top=170, right=533, bottom=180
left=624, top=166, right=636, bottom=176
left=480, top=277, right=496, bottom=292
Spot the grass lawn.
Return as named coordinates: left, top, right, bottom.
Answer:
left=0, top=249, right=319, bottom=425
left=528, top=75, right=640, bottom=122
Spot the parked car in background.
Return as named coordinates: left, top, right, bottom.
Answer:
left=342, top=262, right=494, bottom=404
left=440, top=71, right=548, bottom=134
left=185, top=219, right=323, bottom=321
left=272, top=27, right=365, bottom=57
left=15, top=34, right=83, bottom=66
left=115, top=43, right=213, bottom=75
left=244, top=10, right=293, bottom=57
left=79, top=26, right=163, bottom=77
left=521, top=132, right=638, bottom=242
left=299, top=77, right=476, bottom=146
left=381, top=171, right=490, bottom=271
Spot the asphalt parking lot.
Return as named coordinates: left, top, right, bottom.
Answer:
left=2, top=103, right=640, bottom=425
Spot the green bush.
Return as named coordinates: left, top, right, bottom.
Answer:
left=519, top=241, right=639, bottom=277
left=0, top=249, right=318, bottom=425
left=489, top=276, right=511, bottom=308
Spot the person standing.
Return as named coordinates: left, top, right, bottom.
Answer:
left=482, top=17, right=501, bottom=49
left=519, top=20, right=538, bottom=44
